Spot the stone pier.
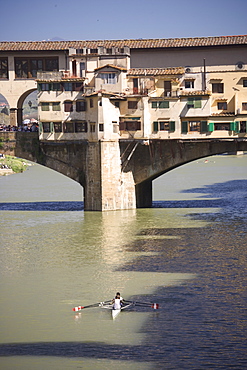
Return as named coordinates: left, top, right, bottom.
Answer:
left=85, top=141, right=136, bottom=211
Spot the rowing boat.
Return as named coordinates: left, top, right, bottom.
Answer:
left=100, top=302, right=133, bottom=319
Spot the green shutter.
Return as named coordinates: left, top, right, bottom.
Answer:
left=208, top=122, right=214, bottom=132
left=182, top=121, right=188, bottom=133
left=50, top=122, right=54, bottom=133
left=187, top=97, right=194, bottom=108
left=169, top=121, right=175, bottom=131
left=234, top=121, right=240, bottom=133
left=152, top=101, right=157, bottom=109
left=194, top=97, right=202, bottom=108
left=201, top=121, right=208, bottom=132
left=153, top=121, right=158, bottom=132
left=230, top=122, right=235, bottom=131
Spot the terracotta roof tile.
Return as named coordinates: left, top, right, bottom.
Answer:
left=211, top=112, right=235, bottom=116
left=94, top=64, right=127, bottom=72
left=127, top=67, right=185, bottom=76
left=180, top=90, right=211, bottom=96
left=0, top=35, right=246, bottom=51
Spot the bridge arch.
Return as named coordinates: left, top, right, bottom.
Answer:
left=124, top=139, right=246, bottom=208
left=16, top=89, right=38, bottom=126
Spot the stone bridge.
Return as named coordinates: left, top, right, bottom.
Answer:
left=1, top=132, right=246, bottom=211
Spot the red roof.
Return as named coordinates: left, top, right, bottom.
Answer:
left=0, top=35, right=246, bottom=51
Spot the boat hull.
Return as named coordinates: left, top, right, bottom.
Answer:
left=112, top=308, right=121, bottom=319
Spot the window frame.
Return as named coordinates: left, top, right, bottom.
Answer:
left=15, top=57, right=58, bottom=78
left=217, top=102, right=227, bottom=110
left=212, top=83, right=224, bottom=93
left=41, top=102, right=50, bottom=111
left=0, top=58, right=8, bottom=78
left=64, top=100, right=73, bottom=112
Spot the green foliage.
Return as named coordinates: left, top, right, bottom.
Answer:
left=0, top=155, right=28, bottom=173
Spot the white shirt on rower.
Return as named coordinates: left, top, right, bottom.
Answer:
left=113, top=298, right=121, bottom=310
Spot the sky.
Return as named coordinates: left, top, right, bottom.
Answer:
left=0, top=0, right=247, bottom=42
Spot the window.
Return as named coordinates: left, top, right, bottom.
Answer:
left=128, top=101, right=138, bottom=109
left=189, top=121, right=201, bottom=132
left=54, top=122, right=62, bottom=132
left=90, top=124, right=96, bottom=132
left=119, top=120, right=141, bottom=131
left=75, top=121, right=87, bottom=132
left=63, top=82, right=73, bottom=91
left=74, top=83, right=83, bottom=92
left=64, top=122, right=74, bottom=133
left=243, top=80, right=247, bottom=87
left=215, top=123, right=230, bottom=130
left=182, top=120, right=208, bottom=133
left=15, top=57, right=58, bottom=78
left=52, top=102, right=60, bottom=111
left=42, top=122, right=51, bottom=132
left=0, top=58, right=8, bottom=78
left=212, top=83, right=224, bottom=93
left=38, top=83, right=50, bottom=91
left=217, top=102, right=227, bottom=110
left=187, top=97, right=201, bottom=108
left=100, top=72, right=117, bottom=84
left=80, top=62, right=85, bottom=76
left=52, top=82, right=61, bottom=91
left=240, top=121, right=246, bottom=133
left=242, top=102, right=247, bottom=111
left=64, top=101, right=73, bottom=112
left=41, top=102, right=49, bottom=111
left=76, top=100, right=86, bottom=112
left=45, top=58, right=59, bottom=71
left=185, top=80, right=194, bottom=89
left=90, top=98, right=93, bottom=108
left=114, top=101, right=120, bottom=108
left=164, top=81, right=171, bottom=96
left=151, top=101, right=169, bottom=109
left=99, top=123, right=104, bottom=131
left=153, top=121, right=175, bottom=132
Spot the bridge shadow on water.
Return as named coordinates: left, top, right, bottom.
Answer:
left=1, top=180, right=247, bottom=367
left=0, top=201, right=84, bottom=211
left=0, top=179, right=246, bottom=214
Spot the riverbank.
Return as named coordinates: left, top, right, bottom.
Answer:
left=0, top=154, right=30, bottom=176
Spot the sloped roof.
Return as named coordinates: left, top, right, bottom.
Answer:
left=94, top=64, right=127, bottom=72
left=0, top=35, right=246, bottom=51
left=127, top=67, right=185, bottom=76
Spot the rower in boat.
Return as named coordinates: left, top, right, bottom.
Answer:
left=112, top=292, right=124, bottom=310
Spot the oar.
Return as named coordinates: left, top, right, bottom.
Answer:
left=125, top=300, right=159, bottom=309
left=72, top=300, right=111, bottom=312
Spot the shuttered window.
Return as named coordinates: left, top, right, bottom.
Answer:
left=187, top=97, right=201, bottom=108
left=201, top=121, right=208, bottom=132
left=182, top=121, right=188, bottom=133
left=152, top=101, right=169, bottom=109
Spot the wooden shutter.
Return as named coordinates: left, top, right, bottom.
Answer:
left=153, top=121, right=158, bottom=132
left=169, top=121, right=175, bottom=131
left=201, top=121, right=208, bottom=132
left=182, top=121, right=188, bottom=133
left=208, top=122, right=214, bottom=132
left=194, top=97, right=202, bottom=108
left=230, top=121, right=239, bottom=132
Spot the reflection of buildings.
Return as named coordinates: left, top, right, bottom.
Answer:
left=36, top=38, right=247, bottom=141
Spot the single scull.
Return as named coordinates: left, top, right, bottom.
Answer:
left=100, top=301, right=133, bottom=319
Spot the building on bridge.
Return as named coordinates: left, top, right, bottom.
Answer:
left=0, top=35, right=247, bottom=139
